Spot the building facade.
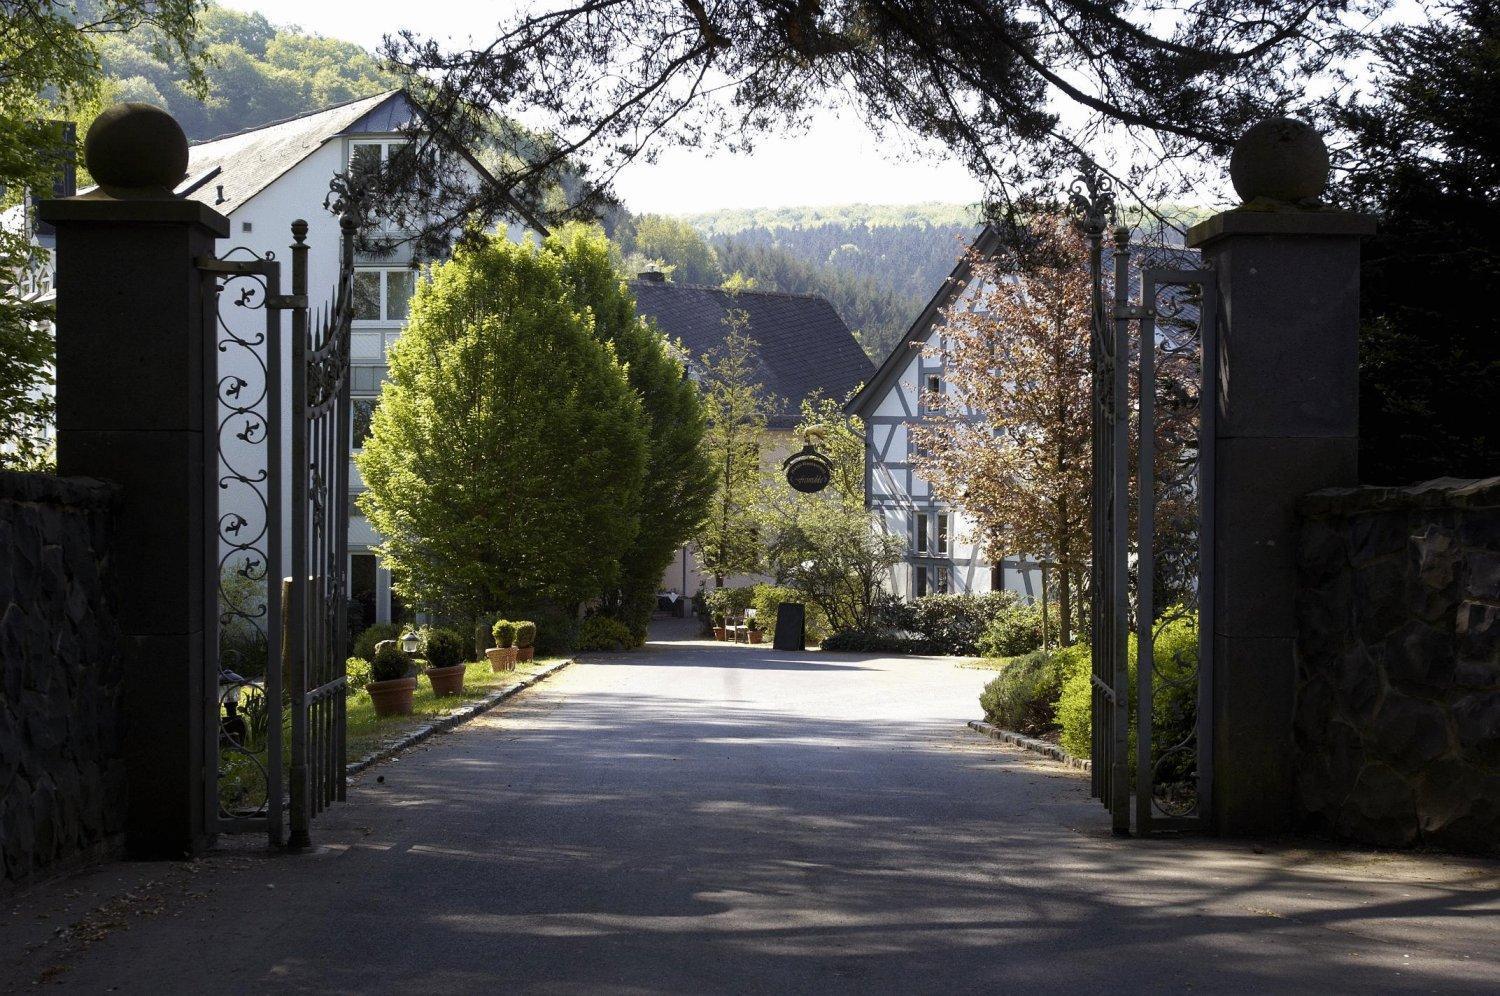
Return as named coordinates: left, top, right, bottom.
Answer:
left=845, top=226, right=1041, bottom=602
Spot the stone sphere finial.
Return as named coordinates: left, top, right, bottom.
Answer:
left=84, top=103, right=189, bottom=191
left=1230, top=117, right=1330, bottom=204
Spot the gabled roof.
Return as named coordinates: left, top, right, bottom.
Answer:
left=845, top=224, right=1002, bottom=417
left=844, top=225, right=1203, bottom=418
left=178, top=90, right=546, bottom=233
left=630, top=280, right=875, bottom=429
left=180, top=90, right=402, bottom=213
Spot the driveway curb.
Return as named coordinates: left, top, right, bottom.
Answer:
left=348, top=658, right=575, bottom=777
left=967, top=719, right=1091, bottom=771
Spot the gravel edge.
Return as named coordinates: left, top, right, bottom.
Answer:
left=347, top=658, right=575, bottom=777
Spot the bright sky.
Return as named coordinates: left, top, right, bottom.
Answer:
left=215, top=0, right=986, bottom=215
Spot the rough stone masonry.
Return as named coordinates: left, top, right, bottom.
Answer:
left=1295, top=476, right=1500, bottom=853
left=0, top=471, right=125, bottom=889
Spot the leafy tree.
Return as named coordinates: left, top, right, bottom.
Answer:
left=377, top=0, right=1368, bottom=238
left=1, top=1, right=203, bottom=466
left=692, top=310, right=769, bottom=586
left=911, top=216, right=1094, bottom=645
left=625, top=214, right=722, bottom=285
left=356, top=235, right=647, bottom=622
left=1327, top=0, right=1500, bottom=483
left=545, top=223, right=714, bottom=638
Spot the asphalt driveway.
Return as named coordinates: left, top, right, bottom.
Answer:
left=4, top=621, right=1498, bottom=993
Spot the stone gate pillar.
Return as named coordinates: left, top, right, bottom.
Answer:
left=1186, top=119, right=1375, bottom=834
left=38, top=105, right=229, bottom=858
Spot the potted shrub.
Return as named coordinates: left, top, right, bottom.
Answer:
left=713, top=613, right=727, bottom=641
left=423, top=628, right=468, bottom=696
left=487, top=619, right=518, bottom=672
left=366, top=643, right=416, bottom=716
left=746, top=609, right=764, bottom=645
left=515, top=621, right=536, bottom=662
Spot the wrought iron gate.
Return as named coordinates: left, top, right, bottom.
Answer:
left=286, top=215, right=355, bottom=847
left=201, top=215, right=356, bottom=848
left=1075, top=172, right=1217, bottom=835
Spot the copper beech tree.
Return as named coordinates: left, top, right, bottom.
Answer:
left=911, top=216, right=1093, bottom=645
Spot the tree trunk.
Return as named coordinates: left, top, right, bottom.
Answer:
left=1058, top=567, right=1074, bottom=647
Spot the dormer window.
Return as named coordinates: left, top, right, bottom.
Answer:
left=349, top=139, right=410, bottom=171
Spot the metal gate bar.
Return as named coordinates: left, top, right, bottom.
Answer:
left=287, top=217, right=354, bottom=847
left=1133, top=267, right=1217, bottom=834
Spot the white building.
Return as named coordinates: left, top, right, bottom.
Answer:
left=176, top=90, right=544, bottom=628
left=844, top=225, right=1041, bottom=601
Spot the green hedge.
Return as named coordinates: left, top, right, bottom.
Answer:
left=979, top=648, right=1071, bottom=735
left=576, top=615, right=636, bottom=652
left=977, top=601, right=1045, bottom=658
left=820, top=629, right=926, bottom=654
left=1054, top=610, right=1199, bottom=760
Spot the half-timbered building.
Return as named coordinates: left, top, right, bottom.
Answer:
left=844, top=226, right=1042, bottom=601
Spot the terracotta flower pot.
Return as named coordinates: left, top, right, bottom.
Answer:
left=426, top=662, right=467, bottom=696
left=486, top=646, right=518, bottom=672
left=367, top=676, right=416, bottom=717
left=516, top=646, right=535, bottom=663
left=713, top=627, right=727, bottom=641
left=748, top=630, right=764, bottom=645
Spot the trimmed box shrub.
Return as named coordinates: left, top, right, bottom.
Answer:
left=371, top=643, right=413, bottom=682
left=491, top=619, right=517, bottom=649
left=423, top=628, right=467, bottom=670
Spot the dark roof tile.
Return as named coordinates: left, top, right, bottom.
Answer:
left=630, top=281, right=874, bottom=429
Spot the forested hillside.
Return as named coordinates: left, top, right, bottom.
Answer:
left=93, top=3, right=394, bottom=141
left=612, top=208, right=980, bottom=361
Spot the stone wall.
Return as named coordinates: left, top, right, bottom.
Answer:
left=1295, top=477, right=1499, bottom=853
left=1, top=471, right=125, bottom=889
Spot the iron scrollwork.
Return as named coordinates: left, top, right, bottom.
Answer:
left=206, top=245, right=281, bottom=822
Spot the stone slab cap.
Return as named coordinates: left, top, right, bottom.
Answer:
left=1299, top=476, right=1500, bottom=516
left=0, top=470, right=120, bottom=507
left=35, top=102, right=229, bottom=236
left=1187, top=207, right=1375, bottom=247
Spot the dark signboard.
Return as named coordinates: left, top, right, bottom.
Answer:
left=783, top=444, right=833, bottom=494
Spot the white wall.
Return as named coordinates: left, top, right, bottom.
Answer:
left=860, top=275, right=1042, bottom=602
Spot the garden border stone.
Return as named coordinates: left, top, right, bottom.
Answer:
left=347, top=658, right=574, bottom=777
left=967, top=720, right=1091, bottom=771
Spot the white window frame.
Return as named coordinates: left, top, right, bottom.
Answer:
left=352, top=267, right=415, bottom=326
left=937, top=512, right=950, bottom=555
left=348, top=138, right=410, bottom=167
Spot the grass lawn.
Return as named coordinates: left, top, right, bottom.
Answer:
left=345, top=656, right=565, bottom=761
left=957, top=657, right=1009, bottom=671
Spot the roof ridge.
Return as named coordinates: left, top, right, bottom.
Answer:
left=189, top=89, right=400, bottom=148
left=629, top=280, right=832, bottom=302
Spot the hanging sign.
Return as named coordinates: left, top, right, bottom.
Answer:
left=783, top=444, right=833, bottom=494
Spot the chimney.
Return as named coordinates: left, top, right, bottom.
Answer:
left=638, top=270, right=666, bottom=283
